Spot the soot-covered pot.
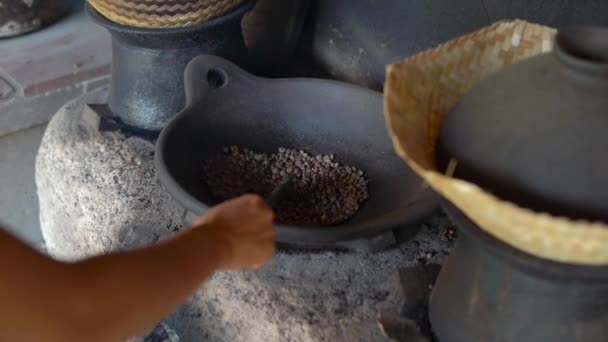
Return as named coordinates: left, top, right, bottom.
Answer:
left=0, top=0, right=70, bottom=38
left=86, top=0, right=256, bottom=133
left=432, top=26, right=608, bottom=342
left=304, top=0, right=608, bottom=90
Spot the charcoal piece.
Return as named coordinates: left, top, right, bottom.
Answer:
left=143, top=322, right=179, bottom=342
left=378, top=315, right=429, bottom=342
left=391, top=264, right=441, bottom=338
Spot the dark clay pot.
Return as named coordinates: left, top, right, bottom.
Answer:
left=431, top=201, right=608, bottom=342
left=303, top=0, right=608, bottom=90
left=155, top=55, right=437, bottom=252
left=242, top=0, right=310, bottom=76
left=438, top=26, right=608, bottom=222
left=86, top=0, right=255, bottom=132
left=432, top=26, right=608, bottom=341
left=0, top=0, right=70, bottom=38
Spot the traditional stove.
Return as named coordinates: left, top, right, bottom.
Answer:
left=33, top=1, right=608, bottom=341
left=36, top=86, right=455, bottom=340
left=35, top=1, right=454, bottom=341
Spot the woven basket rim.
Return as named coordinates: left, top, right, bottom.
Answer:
left=384, top=19, right=608, bottom=266
left=86, top=0, right=248, bottom=29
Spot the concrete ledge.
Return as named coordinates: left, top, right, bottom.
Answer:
left=0, top=4, right=110, bottom=137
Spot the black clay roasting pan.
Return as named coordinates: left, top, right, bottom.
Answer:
left=155, top=55, right=436, bottom=250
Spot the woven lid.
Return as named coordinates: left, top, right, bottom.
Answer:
left=384, top=20, right=608, bottom=265
left=87, top=0, right=243, bottom=28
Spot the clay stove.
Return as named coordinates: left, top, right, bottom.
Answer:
left=36, top=87, right=455, bottom=341
left=35, top=1, right=456, bottom=341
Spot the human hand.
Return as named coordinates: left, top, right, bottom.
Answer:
left=194, top=194, right=276, bottom=270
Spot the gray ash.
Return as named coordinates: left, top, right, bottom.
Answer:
left=203, top=146, right=369, bottom=226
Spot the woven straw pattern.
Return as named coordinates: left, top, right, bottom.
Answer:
left=385, top=20, right=608, bottom=265
left=88, top=0, right=243, bottom=28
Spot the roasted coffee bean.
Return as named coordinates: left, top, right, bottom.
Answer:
left=203, top=146, right=369, bottom=226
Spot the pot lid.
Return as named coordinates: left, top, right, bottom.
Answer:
left=438, top=26, right=608, bottom=223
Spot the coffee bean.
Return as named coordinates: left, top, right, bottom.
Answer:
left=203, top=146, right=369, bottom=226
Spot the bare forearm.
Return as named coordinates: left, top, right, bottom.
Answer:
left=70, top=226, right=230, bottom=341
left=0, top=226, right=229, bottom=342
left=0, top=231, right=78, bottom=341
left=0, top=195, right=274, bottom=341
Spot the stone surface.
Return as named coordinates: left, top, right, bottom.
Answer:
left=36, top=90, right=454, bottom=341
left=0, top=2, right=111, bottom=137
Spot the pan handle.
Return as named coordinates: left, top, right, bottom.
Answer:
left=183, top=54, right=260, bottom=107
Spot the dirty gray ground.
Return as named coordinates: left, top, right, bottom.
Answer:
left=36, top=90, right=454, bottom=341
left=168, top=217, right=453, bottom=342
left=0, top=124, right=46, bottom=247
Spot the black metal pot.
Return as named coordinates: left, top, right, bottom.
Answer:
left=86, top=0, right=256, bottom=133
left=155, top=55, right=437, bottom=252
left=430, top=201, right=608, bottom=342
left=0, top=0, right=71, bottom=38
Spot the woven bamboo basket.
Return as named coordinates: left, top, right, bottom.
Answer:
left=87, top=0, right=243, bottom=28
left=384, top=19, right=608, bottom=266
